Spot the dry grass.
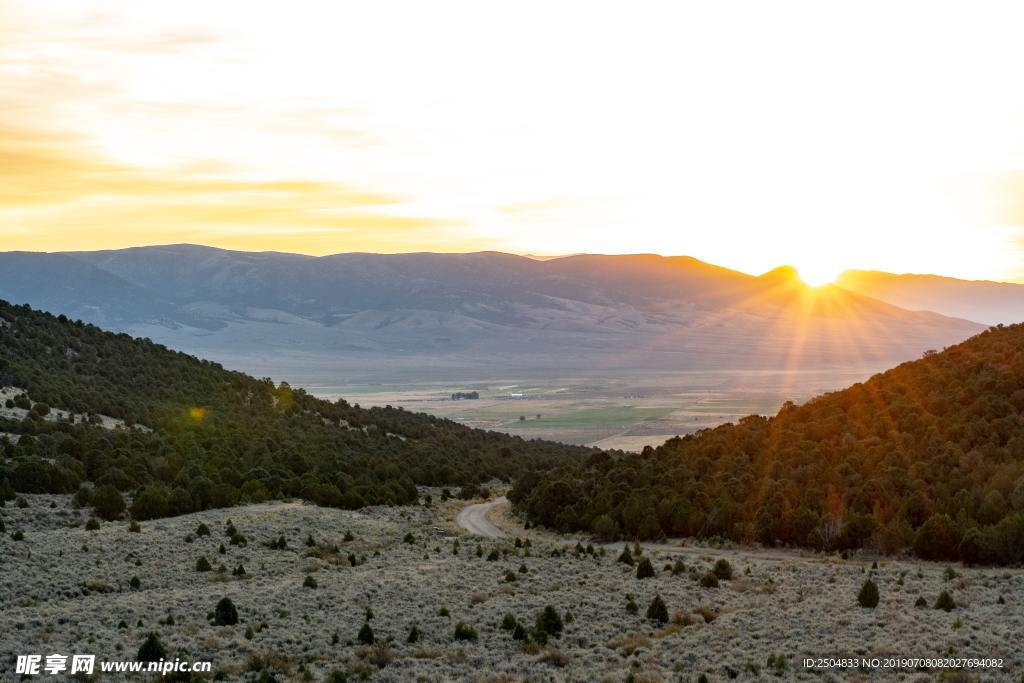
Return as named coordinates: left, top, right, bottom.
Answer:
left=608, top=632, right=651, bottom=656
left=694, top=605, right=718, bottom=623
left=654, top=623, right=684, bottom=638
left=537, top=647, right=570, bottom=667
left=672, top=609, right=696, bottom=627
left=356, top=641, right=395, bottom=668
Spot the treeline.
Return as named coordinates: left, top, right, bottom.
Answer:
left=512, top=324, right=1024, bottom=564
left=0, top=300, right=587, bottom=516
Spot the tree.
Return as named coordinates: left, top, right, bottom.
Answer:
left=592, top=514, right=620, bottom=542
left=858, top=579, right=879, bottom=608
left=912, top=514, right=958, bottom=560
left=934, top=590, right=956, bottom=612
left=196, top=557, right=212, bottom=572
left=453, top=621, right=479, bottom=642
left=713, top=558, right=733, bottom=580
left=636, top=558, right=655, bottom=579
left=700, top=572, right=719, bottom=588
left=213, top=597, right=238, bottom=625
left=358, top=622, right=375, bottom=645
left=137, top=633, right=166, bottom=663
left=131, top=485, right=169, bottom=521
left=646, top=595, right=668, bottom=624
left=617, top=546, right=634, bottom=566
left=535, top=605, right=563, bottom=639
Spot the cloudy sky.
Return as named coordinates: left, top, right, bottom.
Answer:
left=3, top=1, right=1024, bottom=284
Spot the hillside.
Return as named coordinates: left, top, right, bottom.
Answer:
left=512, top=323, right=1024, bottom=564
left=837, top=270, right=1024, bottom=326
left=0, top=300, right=587, bottom=514
left=0, top=245, right=984, bottom=382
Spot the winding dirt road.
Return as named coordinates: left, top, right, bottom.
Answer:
left=453, top=497, right=822, bottom=565
left=454, top=496, right=507, bottom=538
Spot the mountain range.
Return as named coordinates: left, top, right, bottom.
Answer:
left=836, top=270, right=1024, bottom=326
left=0, top=244, right=1002, bottom=382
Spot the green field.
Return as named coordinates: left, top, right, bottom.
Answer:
left=305, top=368, right=874, bottom=451
left=500, top=406, right=672, bottom=429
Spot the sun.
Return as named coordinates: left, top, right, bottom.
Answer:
left=795, top=264, right=842, bottom=288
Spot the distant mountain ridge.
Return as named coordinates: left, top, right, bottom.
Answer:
left=836, top=270, right=1024, bottom=326
left=0, top=245, right=986, bottom=381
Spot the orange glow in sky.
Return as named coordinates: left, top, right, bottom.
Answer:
left=2, top=1, right=1023, bottom=283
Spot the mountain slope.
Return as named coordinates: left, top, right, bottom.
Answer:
left=837, top=270, right=1024, bottom=326
left=0, top=246, right=985, bottom=381
left=512, top=323, right=1024, bottom=563
left=0, top=300, right=587, bottom=513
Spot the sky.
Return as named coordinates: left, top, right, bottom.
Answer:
left=3, top=1, right=1024, bottom=286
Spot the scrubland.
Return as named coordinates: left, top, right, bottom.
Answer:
left=1, top=494, right=1022, bottom=682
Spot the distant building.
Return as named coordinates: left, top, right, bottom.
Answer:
left=451, top=391, right=479, bottom=400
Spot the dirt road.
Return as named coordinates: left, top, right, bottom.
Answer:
left=454, top=496, right=507, bottom=538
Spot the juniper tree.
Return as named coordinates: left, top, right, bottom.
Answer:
left=137, top=633, right=166, bottom=663
left=636, top=558, right=655, bottom=579
left=646, top=595, right=669, bottom=624
left=213, top=597, right=239, bottom=625
left=454, top=621, right=479, bottom=642
left=93, top=485, right=125, bottom=521
left=934, top=590, right=956, bottom=612
left=713, top=559, right=733, bottom=580
left=625, top=595, right=639, bottom=614
left=535, top=605, right=564, bottom=639
left=700, top=572, right=719, bottom=588
left=858, top=579, right=879, bottom=608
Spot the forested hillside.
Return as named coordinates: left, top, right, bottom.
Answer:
left=0, top=300, right=587, bottom=516
left=513, top=324, right=1024, bottom=564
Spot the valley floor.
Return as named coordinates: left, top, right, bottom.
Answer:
left=1, top=494, right=1022, bottom=682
